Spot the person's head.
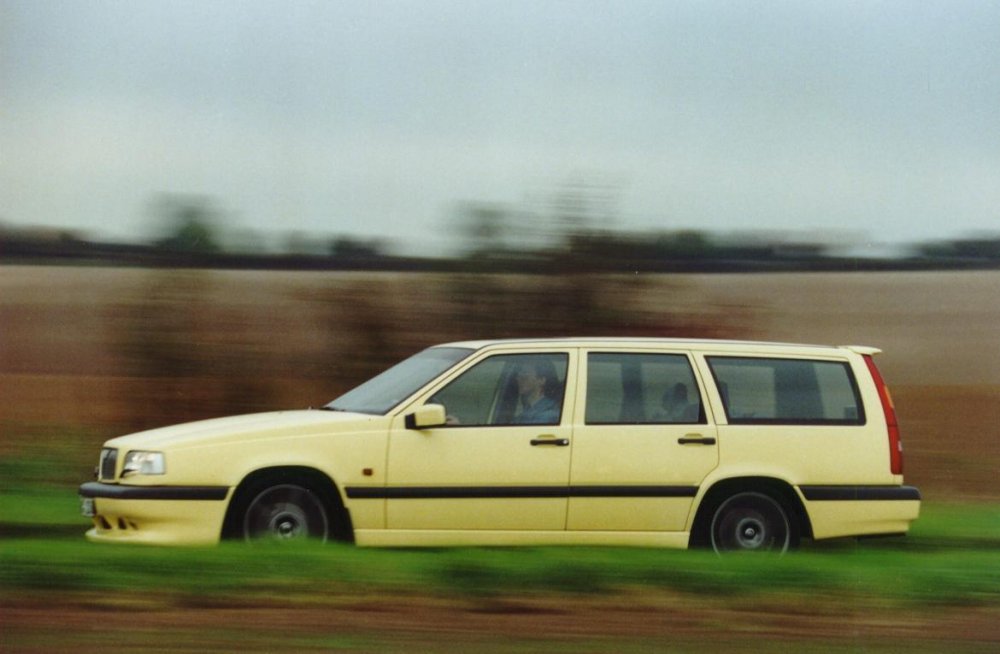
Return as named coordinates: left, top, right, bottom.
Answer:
left=664, top=382, right=688, bottom=407
left=515, top=358, right=559, bottom=400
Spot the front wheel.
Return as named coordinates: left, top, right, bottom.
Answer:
left=710, top=491, right=794, bottom=554
left=243, top=484, right=330, bottom=543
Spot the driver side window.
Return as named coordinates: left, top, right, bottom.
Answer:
left=430, top=353, right=568, bottom=427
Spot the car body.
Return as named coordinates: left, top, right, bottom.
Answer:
left=79, top=338, right=920, bottom=552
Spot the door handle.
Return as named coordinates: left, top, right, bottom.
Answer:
left=677, top=435, right=717, bottom=445
left=531, top=437, right=570, bottom=447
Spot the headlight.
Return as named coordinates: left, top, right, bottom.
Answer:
left=122, top=451, right=166, bottom=476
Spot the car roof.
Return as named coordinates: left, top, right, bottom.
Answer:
left=436, top=337, right=879, bottom=355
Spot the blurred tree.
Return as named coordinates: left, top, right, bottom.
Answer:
left=455, top=202, right=511, bottom=259
left=548, top=176, right=621, bottom=245
left=119, top=271, right=214, bottom=428
left=667, top=230, right=711, bottom=258
left=285, top=231, right=329, bottom=256
left=330, top=236, right=382, bottom=260
left=119, top=270, right=281, bottom=429
left=226, top=228, right=269, bottom=255
left=919, top=237, right=1000, bottom=261
left=151, top=194, right=222, bottom=254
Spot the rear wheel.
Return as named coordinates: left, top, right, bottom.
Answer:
left=242, top=484, right=329, bottom=543
left=710, top=491, right=793, bottom=554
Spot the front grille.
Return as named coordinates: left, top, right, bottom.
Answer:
left=99, top=448, right=118, bottom=481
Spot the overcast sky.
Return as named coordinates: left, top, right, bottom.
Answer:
left=2, top=0, right=998, bottom=252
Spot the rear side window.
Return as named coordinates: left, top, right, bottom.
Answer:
left=706, top=357, right=864, bottom=425
left=586, top=353, right=704, bottom=424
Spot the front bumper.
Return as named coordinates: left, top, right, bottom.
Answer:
left=79, top=482, right=231, bottom=545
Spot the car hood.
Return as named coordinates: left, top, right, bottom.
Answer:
left=104, top=410, right=384, bottom=451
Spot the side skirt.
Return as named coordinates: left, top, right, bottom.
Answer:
left=353, top=529, right=691, bottom=548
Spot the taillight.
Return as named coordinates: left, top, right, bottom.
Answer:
left=863, top=355, right=903, bottom=475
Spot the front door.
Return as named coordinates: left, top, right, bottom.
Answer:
left=386, top=350, right=575, bottom=531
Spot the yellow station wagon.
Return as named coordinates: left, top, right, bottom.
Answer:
left=80, top=338, right=920, bottom=553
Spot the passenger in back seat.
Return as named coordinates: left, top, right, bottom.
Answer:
left=657, top=383, right=697, bottom=423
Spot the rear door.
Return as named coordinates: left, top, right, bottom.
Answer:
left=567, top=349, right=719, bottom=532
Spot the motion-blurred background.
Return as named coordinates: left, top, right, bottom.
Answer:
left=3, top=264, right=998, bottom=502
left=3, top=1, right=999, bottom=500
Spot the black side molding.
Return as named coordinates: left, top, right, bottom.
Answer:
left=345, top=485, right=699, bottom=500
left=799, top=485, right=921, bottom=502
left=79, top=482, right=229, bottom=501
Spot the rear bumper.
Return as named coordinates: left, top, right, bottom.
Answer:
left=79, top=482, right=230, bottom=545
left=798, top=485, right=921, bottom=540
left=800, top=485, right=921, bottom=502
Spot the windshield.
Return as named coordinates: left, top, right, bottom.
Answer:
left=325, top=347, right=473, bottom=415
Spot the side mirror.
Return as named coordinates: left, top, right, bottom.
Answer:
left=405, top=403, right=447, bottom=430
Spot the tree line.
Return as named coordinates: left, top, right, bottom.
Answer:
left=3, top=194, right=998, bottom=272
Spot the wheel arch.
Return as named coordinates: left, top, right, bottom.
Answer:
left=687, top=476, right=812, bottom=548
left=221, top=465, right=354, bottom=543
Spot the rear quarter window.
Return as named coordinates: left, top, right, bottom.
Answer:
left=706, top=356, right=865, bottom=425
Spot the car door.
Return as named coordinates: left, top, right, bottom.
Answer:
left=385, top=349, right=576, bottom=531
left=567, top=350, right=719, bottom=532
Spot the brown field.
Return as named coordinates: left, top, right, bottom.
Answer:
left=2, top=266, right=1000, bottom=652
left=1, top=265, right=999, bottom=499
left=5, top=596, right=1000, bottom=653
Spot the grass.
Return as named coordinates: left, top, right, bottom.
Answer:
left=1, top=482, right=999, bottom=611
left=2, top=483, right=998, bottom=653
left=2, top=537, right=998, bottom=608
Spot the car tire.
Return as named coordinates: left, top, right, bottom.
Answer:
left=242, top=483, right=330, bottom=543
left=709, top=491, right=795, bottom=554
